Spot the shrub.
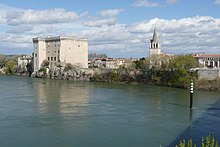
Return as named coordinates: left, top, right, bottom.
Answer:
left=41, top=59, right=49, bottom=68
left=175, top=134, right=218, bottom=147
left=64, top=63, right=75, bottom=71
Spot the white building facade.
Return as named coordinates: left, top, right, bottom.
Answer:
left=17, top=55, right=32, bottom=68
left=194, top=53, right=220, bottom=68
left=33, top=36, right=88, bottom=71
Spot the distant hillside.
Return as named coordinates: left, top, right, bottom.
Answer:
left=0, top=54, right=25, bottom=64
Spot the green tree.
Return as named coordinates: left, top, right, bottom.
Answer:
left=4, top=60, right=16, bottom=74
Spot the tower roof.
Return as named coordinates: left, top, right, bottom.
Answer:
left=152, top=27, right=159, bottom=42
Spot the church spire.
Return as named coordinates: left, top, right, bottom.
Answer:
left=152, top=27, right=158, bottom=42
left=149, top=27, right=161, bottom=57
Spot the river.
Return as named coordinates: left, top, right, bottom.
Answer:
left=0, top=75, right=219, bottom=146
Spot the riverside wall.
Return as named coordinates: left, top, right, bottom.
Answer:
left=198, top=68, right=220, bottom=81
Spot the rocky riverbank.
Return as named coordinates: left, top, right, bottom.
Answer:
left=0, top=69, right=5, bottom=74
left=31, top=66, right=96, bottom=81
left=4, top=64, right=220, bottom=92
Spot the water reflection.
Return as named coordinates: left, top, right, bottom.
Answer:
left=34, top=79, right=89, bottom=117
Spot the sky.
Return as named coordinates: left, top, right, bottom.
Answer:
left=0, top=0, right=220, bottom=57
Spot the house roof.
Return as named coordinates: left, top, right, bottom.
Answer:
left=194, top=54, right=220, bottom=58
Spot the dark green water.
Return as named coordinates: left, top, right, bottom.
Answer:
left=0, top=75, right=219, bottom=147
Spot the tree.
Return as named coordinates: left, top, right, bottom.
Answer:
left=41, top=59, right=49, bottom=68
left=64, top=63, right=75, bottom=71
left=4, top=60, right=16, bottom=74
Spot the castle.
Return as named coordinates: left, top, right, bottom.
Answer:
left=33, top=36, right=88, bottom=72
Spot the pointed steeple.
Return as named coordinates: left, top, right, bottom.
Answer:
left=149, top=27, right=161, bottom=57
left=152, top=27, right=158, bottom=42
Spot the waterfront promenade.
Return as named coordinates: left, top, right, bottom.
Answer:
left=168, top=99, right=220, bottom=146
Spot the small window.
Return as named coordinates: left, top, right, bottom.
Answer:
left=35, top=53, right=37, bottom=57
left=78, top=45, right=80, bottom=47
left=54, top=57, right=56, bottom=61
left=51, top=57, right=53, bottom=61
left=48, top=57, right=50, bottom=61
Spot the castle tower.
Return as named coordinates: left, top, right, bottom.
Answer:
left=149, top=27, right=161, bottom=57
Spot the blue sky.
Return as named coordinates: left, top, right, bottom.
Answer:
left=0, top=0, right=220, bottom=57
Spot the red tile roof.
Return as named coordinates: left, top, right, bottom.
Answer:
left=194, top=54, right=220, bottom=58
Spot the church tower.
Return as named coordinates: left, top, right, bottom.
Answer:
left=149, top=27, right=161, bottom=57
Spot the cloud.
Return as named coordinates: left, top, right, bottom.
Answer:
left=0, top=4, right=220, bottom=57
left=7, top=25, right=33, bottom=34
left=83, top=18, right=116, bottom=27
left=132, top=0, right=159, bottom=7
left=0, top=16, right=6, bottom=23
left=99, top=9, right=124, bottom=17
left=215, top=0, right=220, bottom=5
left=166, top=0, right=177, bottom=4
left=0, top=4, right=81, bottom=26
left=6, top=8, right=79, bottom=25
left=82, top=9, right=123, bottom=27
left=80, top=16, right=220, bottom=57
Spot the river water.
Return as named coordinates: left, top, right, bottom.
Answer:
left=0, top=75, right=219, bottom=147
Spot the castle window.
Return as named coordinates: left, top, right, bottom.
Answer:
left=78, top=45, right=80, bottom=47
left=35, top=53, right=37, bottom=57
left=48, top=57, right=50, bottom=61
left=51, top=57, right=53, bottom=61
left=54, top=57, right=56, bottom=61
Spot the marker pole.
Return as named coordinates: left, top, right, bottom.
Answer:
left=190, top=80, right=193, bottom=109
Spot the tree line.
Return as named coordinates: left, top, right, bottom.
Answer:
left=91, top=55, right=198, bottom=88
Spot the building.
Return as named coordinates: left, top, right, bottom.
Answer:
left=194, top=53, right=220, bottom=68
left=17, top=55, right=32, bottom=68
left=89, top=58, right=139, bottom=69
left=90, top=58, right=120, bottom=69
left=33, top=36, right=88, bottom=71
left=149, top=27, right=161, bottom=57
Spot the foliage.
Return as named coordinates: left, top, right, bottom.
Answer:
left=133, top=57, right=146, bottom=69
left=91, top=55, right=198, bottom=88
left=26, top=60, right=34, bottom=76
left=175, top=134, right=218, bottom=147
left=3, top=60, right=17, bottom=74
left=91, top=71, right=102, bottom=81
left=64, top=63, right=75, bottom=71
left=41, top=59, right=49, bottom=68
left=39, top=67, right=47, bottom=73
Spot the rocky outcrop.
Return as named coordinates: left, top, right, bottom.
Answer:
left=0, top=69, right=5, bottom=74
left=32, top=67, right=96, bottom=81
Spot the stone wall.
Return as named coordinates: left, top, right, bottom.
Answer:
left=198, top=69, right=220, bottom=80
